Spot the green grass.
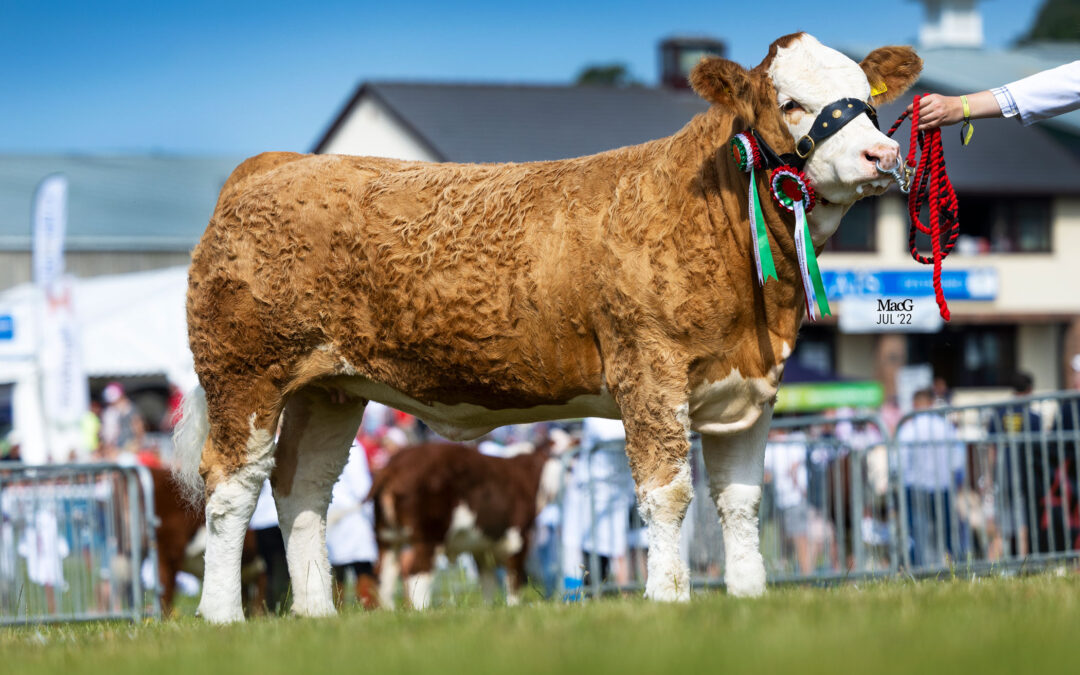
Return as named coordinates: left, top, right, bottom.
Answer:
left=4, top=573, right=1079, bottom=675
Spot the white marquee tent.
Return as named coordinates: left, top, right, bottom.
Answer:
left=0, top=266, right=193, bottom=463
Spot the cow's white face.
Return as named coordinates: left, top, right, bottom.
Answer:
left=768, top=35, right=898, bottom=206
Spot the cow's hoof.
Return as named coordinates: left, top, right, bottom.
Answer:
left=644, top=567, right=691, bottom=602
left=290, top=601, right=337, bottom=618
left=196, top=603, right=245, bottom=624
left=724, top=557, right=766, bottom=598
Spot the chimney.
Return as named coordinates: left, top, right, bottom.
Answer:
left=659, top=36, right=726, bottom=89
left=914, top=0, right=985, bottom=49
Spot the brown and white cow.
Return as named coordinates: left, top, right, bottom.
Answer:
left=174, top=32, right=921, bottom=622
left=370, top=441, right=560, bottom=609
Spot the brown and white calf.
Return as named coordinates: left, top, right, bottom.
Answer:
left=370, top=442, right=559, bottom=608
left=174, top=32, right=921, bottom=622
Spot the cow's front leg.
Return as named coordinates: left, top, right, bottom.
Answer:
left=700, top=403, right=772, bottom=597
left=617, top=378, right=694, bottom=602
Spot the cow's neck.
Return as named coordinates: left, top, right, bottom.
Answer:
left=654, top=107, right=811, bottom=380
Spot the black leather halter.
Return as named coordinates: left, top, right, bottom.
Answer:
left=751, top=97, right=879, bottom=173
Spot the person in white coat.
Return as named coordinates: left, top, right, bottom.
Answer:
left=563, top=418, right=634, bottom=587
left=326, top=440, right=379, bottom=608
left=913, top=61, right=1080, bottom=130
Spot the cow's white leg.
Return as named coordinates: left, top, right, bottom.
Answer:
left=272, top=389, right=364, bottom=617
left=638, top=458, right=694, bottom=601
left=378, top=550, right=400, bottom=609
left=405, top=573, right=434, bottom=610
left=618, top=376, right=695, bottom=603
left=198, top=419, right=276, bottom=623
left=700, top=403, right=772, bottom=597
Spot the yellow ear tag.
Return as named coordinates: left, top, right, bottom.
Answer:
left=870, top=82, right=888, bottom=97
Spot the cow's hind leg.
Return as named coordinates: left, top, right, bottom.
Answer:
left=617, top=375, right=694, bottom=602
left=198, top=409, right=278, bottom=623
left=700, top=404, right=772, bottom=597
left=272, top=387, right=365, bottom=617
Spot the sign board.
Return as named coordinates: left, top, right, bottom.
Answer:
left=775, top=381, right=884, bottom=413
left=822, top=269, right=998, bottom=301
left=838, top=297, right=945, bottom=334
left=0, top=303, right=37, bottom=358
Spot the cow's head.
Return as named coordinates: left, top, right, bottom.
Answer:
left=690, top=33, right=921, bottom=207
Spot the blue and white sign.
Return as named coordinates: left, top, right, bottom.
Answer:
left=822, top=269, right=998, bottom=301
left=0, top=314, right=12, bottom=341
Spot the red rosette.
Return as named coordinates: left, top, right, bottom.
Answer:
left=729, top=132, right=763, bottom=173
left=770, top=165, right=816, bottom=213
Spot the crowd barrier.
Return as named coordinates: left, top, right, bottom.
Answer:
left=895, top=391, right=1080, bottom=576
left=0, top=463, right=160, bottom=624
left=553, top=391, right=1080, bottom=597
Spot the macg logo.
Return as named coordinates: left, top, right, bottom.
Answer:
left=876, top=299, right=913, bottom=312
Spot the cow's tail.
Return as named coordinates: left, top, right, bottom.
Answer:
left=172, top=385, right=210, bottom=506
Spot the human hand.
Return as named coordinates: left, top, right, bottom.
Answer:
left=907, top=94, right=965, bottom=130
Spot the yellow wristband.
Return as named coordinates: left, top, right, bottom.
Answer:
left=960, top=95, right=974, bottom=146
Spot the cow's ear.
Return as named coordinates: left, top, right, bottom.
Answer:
left=860, top=46, right=922, bottom=105
left=689, top=56, right=755, bottom=121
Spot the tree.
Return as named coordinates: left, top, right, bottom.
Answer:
left=574, top=63, right=639, bottom=87
left=1020, top=0, right=1080, bottom=43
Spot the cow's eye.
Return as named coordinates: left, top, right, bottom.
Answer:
left=781, top=100, right=803, bottom=113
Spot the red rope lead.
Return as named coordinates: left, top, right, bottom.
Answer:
left=886, top=95, right=960, bottom=320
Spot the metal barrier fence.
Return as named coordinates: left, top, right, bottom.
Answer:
left=553, top=414, right=896, bottom=597
left=554, top=392, right=1080, bottom=596
left=0, top=463, right=160, bottom=624
left=894, top=391, right=1080, bottom=576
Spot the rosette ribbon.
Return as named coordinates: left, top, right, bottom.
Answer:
left=771, top=167, right=831, bottom=321
left=729, top=133, right=777, bottom=286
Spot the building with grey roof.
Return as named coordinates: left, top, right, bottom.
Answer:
left=0, top=155, right=241, bottom=290
left=313, top=9, right=1080, bottom=399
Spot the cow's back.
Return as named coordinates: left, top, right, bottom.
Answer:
left=188, top=152, right=613, bottom=411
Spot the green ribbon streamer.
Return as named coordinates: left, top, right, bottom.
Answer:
left=750, top=168, right=778, bottom=283
left=802, top=218, right=831, bottom=317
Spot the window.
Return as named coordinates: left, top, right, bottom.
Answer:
left=825, top=199, right=876, bottom=252
left=911, top=195, right=1051, bottom=255
left=907, top=325, right=1017, bottom=388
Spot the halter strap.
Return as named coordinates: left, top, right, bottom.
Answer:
left=751, top=98, right=879, bottom=172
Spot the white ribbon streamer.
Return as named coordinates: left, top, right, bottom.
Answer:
left=793, top=200, right=817, bottom=321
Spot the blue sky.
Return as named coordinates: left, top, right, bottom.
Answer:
left=1, top=0, right=1044, bottom=155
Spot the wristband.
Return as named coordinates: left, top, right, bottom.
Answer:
left=960, top=95, right=973, bottom=146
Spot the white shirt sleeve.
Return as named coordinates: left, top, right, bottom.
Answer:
left=1002, top=61, right=1080, bottom=125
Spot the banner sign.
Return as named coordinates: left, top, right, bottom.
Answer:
left=775, top=381, right=884, bottom=412
left=40, top=277, right=88, bottom=427
left=822, top=269, right=998, bottom=301
left=32, top=174, right=68, bottom=292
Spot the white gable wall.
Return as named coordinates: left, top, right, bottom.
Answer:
left=320, top=95, right=439, bottom=161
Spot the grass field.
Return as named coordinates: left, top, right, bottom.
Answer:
left=4, top=573, right=1078, bottom=675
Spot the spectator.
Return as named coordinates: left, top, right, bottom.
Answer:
left=1, top=430, right=21, bottom=462
left=563, top=418, right=633, bottom=588
left=1042, top=355, right=1080, bottom=552
left=897, top=388, right=967, bottom=567
left=100, top=383, right=142, bottom=459
left=160, top=383, right=184, bottom=433
left=249, top=479, right=288, bottom=614
left=766, top=429, right=814, bottom=574
left=81, top=400, right=103, bottom=457
left=986, top=372, right=1041, bottom=559
left=326, top=439, right=379, bottom=609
